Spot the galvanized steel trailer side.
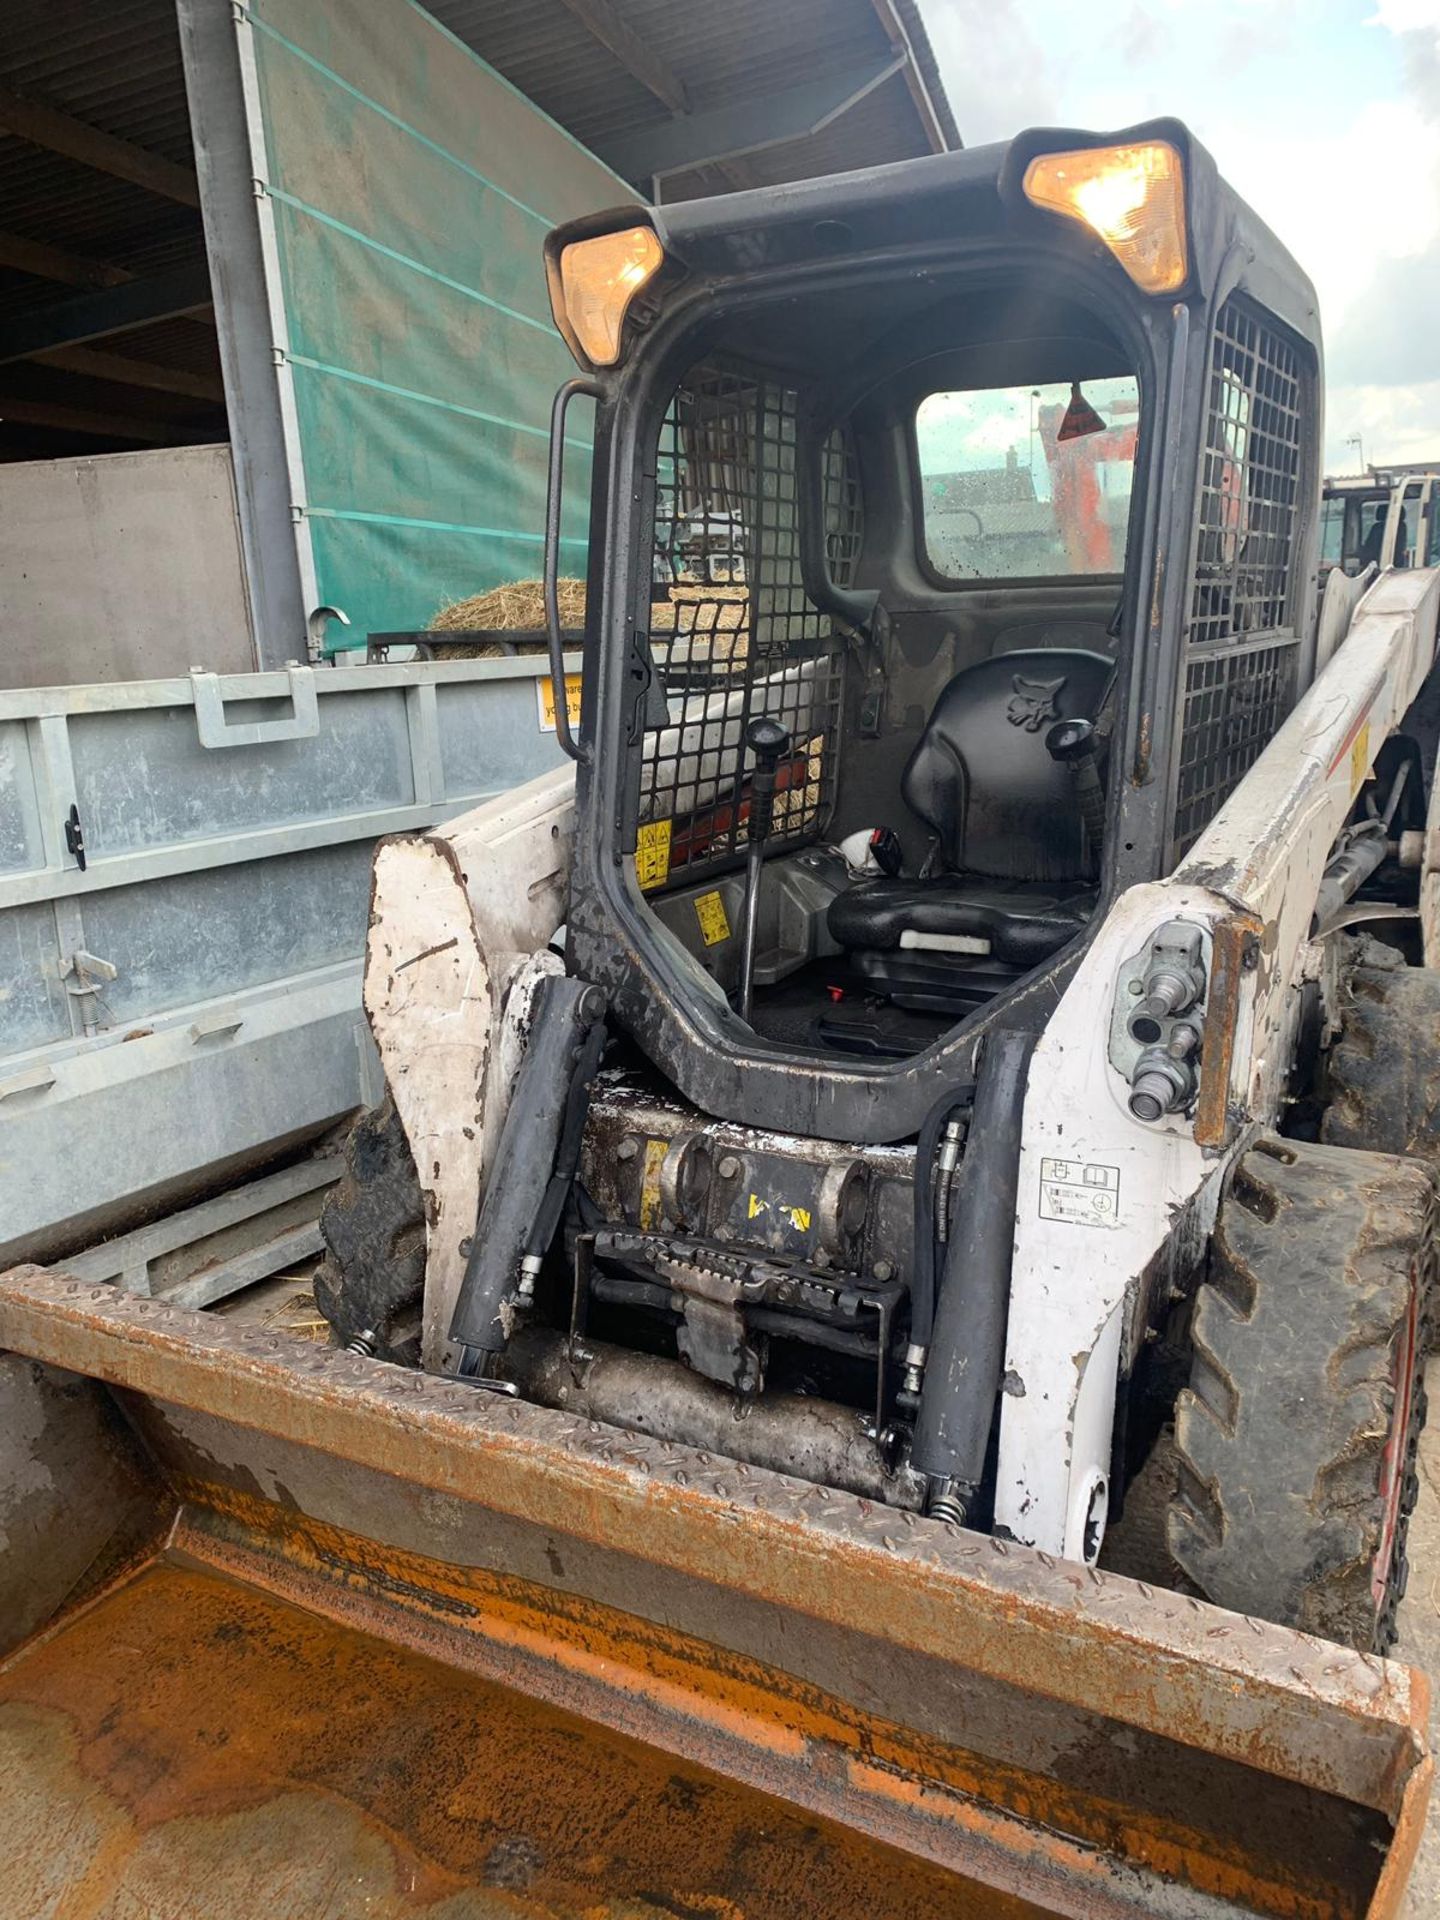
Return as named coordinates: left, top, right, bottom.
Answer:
left=0, top=655, right=576, bottom=1264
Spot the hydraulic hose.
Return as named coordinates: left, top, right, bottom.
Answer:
left=449, top=974, right=606, bottom=1363
left=911, top=1029, right=1035, bottom=1521
left=909, top=1085, right=974, bottom=1353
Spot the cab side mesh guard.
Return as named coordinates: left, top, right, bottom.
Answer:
left=637, top=364, right=857, bottom=887
left=1173, top=299, right=1306, bottom=854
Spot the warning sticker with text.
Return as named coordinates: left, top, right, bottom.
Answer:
left=635, top=819, right=672, bottom=891
left=537, top=672, right=583, bottom=734
left=1039, top=1157, right=1121, bottom=1228
left=694, top=889, right=731, bottom=946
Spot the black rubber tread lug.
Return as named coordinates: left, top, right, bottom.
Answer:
left=1322, top=963, right=1440, bottom=1169
left=313, top=1094, right=428, bottom=1363
left=1186, top=1290, right=1241, bottom=1431
left=1168, top=1134, right=1434, bottom=1652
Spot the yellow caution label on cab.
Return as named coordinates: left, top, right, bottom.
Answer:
left=537, top=673, right=583, bottom=734
left=694, top=889, right=731, bottom=946
left=635, top=819, right=672, bottom=891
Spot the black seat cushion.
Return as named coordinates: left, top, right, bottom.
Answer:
left=828, top=875, right=1093, bottom=968
left=825, top=647, right=1110, bottom=1001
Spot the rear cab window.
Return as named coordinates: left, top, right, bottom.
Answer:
left=916, top=376, right=1140, bottom=581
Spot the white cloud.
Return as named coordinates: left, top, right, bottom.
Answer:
left=1214, top=96, right=1440, bottom=335
left=1326, top=380, right=1440, bottom=468
left=1367, top=0, right=1440, bottom=33
left=1329, top=237, right=1440, bottom=388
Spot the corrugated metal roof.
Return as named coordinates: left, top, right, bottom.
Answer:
left=426, top=0, right=958, bottom=166
left=664, top=70, right=943, bottom=200
left=0, top=1, right=197, bottom=159
left=0, top=0, right=216, bottom=461
left=0, top=0, right=957, bottom=460
left=429, top=0, right=661, bottom=146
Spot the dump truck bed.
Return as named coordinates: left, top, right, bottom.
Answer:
left=0, top=1264, right=1430, bottom=1919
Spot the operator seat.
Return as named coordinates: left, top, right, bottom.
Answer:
left=827, top=648, right=1112, bottom=1013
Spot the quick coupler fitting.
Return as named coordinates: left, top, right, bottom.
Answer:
left=1128, top=1021, right=1201, bottom=1122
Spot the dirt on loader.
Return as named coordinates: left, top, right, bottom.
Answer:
left=0, top=1263, right=1430, bottom=1920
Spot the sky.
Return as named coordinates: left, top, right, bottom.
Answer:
left=917, top=0, right=1440, bottom=473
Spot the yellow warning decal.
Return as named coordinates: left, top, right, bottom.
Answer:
left=747, top=1194, right=812, bottom=1233
left=537, top=672, right=583, bottom=734
left=639, top=1137, right=668, bottom=1229
left=635, top=819, right=672, bottom=891
left=1350, top=720, right=1371, bottom=799
left=694, top=889, right=731, bottom=946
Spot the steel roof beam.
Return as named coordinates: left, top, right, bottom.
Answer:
left=0, top=262, right=215, bottom=367
left=0, top=393, right=201, bottom=443
left=869, top=0, right=952, bottom=155
left=600, top=54, right=906, bottom=182
left=0, top=228, right=133, bottom=290
left=30, top=344, right=224, bottom=403
left=552, top=0, right=689, bottom=114
left=0, top=83, right=201, bottom=208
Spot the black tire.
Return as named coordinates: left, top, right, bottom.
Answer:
left=313, top=1095, right=427, bottom=1364
left=1168, top=1135, right=1433, bottom=1652
left=1322, top=959, right=1440, bottom=1170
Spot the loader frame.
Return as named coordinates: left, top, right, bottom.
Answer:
left=1000, top=567, right=1440, bottom=1557
left=358, top=572, right=1440, bottom=1554
left=7, top=120, right=1439, bottom=1918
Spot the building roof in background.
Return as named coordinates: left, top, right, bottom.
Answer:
left=425, top=0, right=958, bottom=198
left=0, top=0, right=956, bottom=462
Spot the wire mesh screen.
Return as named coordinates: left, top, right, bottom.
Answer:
left=823, top=426, right=864, bottom=588
left=638, top=365, right=851, bottom=888
left=1173, top=299, right=1307, bottom=854
left=1171, top=638, right=1300, bottom=852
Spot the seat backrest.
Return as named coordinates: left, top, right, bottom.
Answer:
left=901, top=648, right=1113, bottom=881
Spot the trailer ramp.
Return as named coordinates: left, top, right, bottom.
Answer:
left=0, top=1265, right=1429, bottom=1919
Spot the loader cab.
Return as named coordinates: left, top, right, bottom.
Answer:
left=546, top=123, right=1323, bottom=1143
left=1321, top=472, right=1440, bottom=578
left=632, top=323, right=1135, bottom=1058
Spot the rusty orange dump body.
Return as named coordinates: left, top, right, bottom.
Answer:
left=0, top=1264, right=1430, bottom=1919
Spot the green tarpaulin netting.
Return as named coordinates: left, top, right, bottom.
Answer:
left=240, top=0, right=636, bottom=646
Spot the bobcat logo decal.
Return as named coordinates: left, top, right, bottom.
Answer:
left=1006, top=673, right=1066, bottom=732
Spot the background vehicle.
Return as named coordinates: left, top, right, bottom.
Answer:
left=1322, top=467, right=1440, bottom=578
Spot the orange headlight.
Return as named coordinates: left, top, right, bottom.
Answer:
left=1023, top=141, right=1187, bottom=294
left=555, top=225, right=664, bottom=367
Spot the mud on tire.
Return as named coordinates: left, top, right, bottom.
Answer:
left=1321, top=958, right=1440, bottom=1170
left=1168, top=1136, right=1433, bottom=1652
left=313, top=1095, right=427, bottom=1364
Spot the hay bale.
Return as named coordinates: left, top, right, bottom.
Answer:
left=429, top=637, right=546, bottom=659
left=651, top=587, right=750, bottom=672
left=427, top=577, right=753, bottom=669
left=775, top=733, right=826, bottom=829
left=430, top=577, right=586, bottom=632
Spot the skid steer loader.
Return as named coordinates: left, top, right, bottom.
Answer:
left=2, top=122, right=1438, bottom=1918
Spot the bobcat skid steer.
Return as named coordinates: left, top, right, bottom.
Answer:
left=2, top=123, right=1437, bottom=1919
